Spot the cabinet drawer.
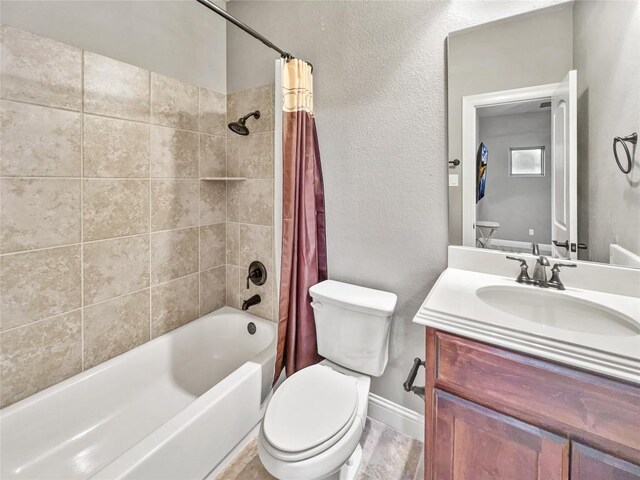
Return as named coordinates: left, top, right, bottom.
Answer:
left=432, top=331, right=640, bottom=461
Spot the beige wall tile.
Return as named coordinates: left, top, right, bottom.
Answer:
left=151, top=227, right=198, bottom=285
left=199, top=134, right=226, bottom=178
left=0, top=26, right=82, bottom=110
left=151, top=273, right=199, bottom=337
left=1, top=178, right=81, bottom=253
left=200, top=223, right=225, bottom=271
left=83, top=235, right=150, bottom=305
left=199, top=87, right=226, bottom=136
left=245, top=273, right=274, bottom=321
left=226, top=265, right=241, bottom=310
left=0, top=245, right=81, bottom=330
left=83, top=179, right=149, bottom=241
left=227, top=85, right=273, bottom=135
left=83, top=115, right=149, bottom=178
left=0, top=310, right=81, bottom=408
left=237, top=133, right=273, bottom=179
left=226, top=136, right=239, bottom=177
left=227, top=182, right=241, bottom=223
left=150, top=125, right=198, bottom=178
left=151, top=73, right=198, bottom=131
left=200, top=266, right=225, bottom=315
left=226, top=222, right=240, bottom=266
left=151, top=179, right=199, bottom=231
left=239, top=224, right=273, bottom=271
left=83, top=51, right=149, bottom=122
left=83, top=290, right=150, bottom=369
left=1, top=100, right=81, bottom=176
left=227, top=180, right=273, bottom=226
left=200, top=181, right=226, bottom=225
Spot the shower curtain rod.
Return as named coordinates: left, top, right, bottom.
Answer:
left=195, top=0, right=313, bottom=71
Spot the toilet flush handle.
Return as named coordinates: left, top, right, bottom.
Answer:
left=310, top=301, right=323, bottom=310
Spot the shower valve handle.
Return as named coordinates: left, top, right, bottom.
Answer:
left=246, top=270, right=261, bottom=289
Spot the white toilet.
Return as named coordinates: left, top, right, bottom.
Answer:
left=257, top=280, right=398, bottom=480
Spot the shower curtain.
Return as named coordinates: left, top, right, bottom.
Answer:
left=274, top=59, right=327, bottom=381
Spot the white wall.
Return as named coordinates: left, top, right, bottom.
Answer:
left=226, top=0, right=567, bottom=413
left=447, top=3, right=574, bottom=244
left=0, top=0, right=227, bottom=92
left=574, top=0, right=640, bottom=263
left=477, top=111, right=552, bottom=244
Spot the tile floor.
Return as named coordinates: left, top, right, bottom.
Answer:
left=215, top=417, right=424, bottom=480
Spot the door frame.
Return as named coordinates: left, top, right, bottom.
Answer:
left=461, top=83, right=560, bottom=248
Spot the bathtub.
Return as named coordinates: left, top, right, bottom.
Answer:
left=0, top=307, right=276, bottom=480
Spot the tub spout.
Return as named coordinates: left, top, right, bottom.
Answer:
left=242, top=294, right=261, bottom=311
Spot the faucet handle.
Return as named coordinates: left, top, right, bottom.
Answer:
left=551, top=262, right=577, bottom=271
left=548, top=262, right=577, bottom=290
left=506, top=256, right=531, bottom=284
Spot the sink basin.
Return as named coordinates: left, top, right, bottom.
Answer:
left=476, top=285, right=640, bottom=337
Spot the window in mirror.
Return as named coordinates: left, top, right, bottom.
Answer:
left=509, top=147, right=545, bottom=176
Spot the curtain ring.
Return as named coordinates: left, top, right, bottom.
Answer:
left=613, top=133, right=637, bottom=174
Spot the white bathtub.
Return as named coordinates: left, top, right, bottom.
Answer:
left=0, top=307, right=276, bottom=480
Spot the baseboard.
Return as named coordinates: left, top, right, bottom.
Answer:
left=367, top=393, right=424, bottom=441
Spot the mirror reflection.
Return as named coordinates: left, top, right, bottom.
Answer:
left=447, top=1, right=639, bottom=267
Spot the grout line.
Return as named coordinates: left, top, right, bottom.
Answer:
left=80, top=49, right=85, bottom=371
left=0, top=307, right=84, bottom=335
left=0, top=98, right=227, bottom=137
left=0, top=223, right=226, bottom=258
left=148, top=69, right=153, bottom=340
left=197, top=86, right=202, bottom=318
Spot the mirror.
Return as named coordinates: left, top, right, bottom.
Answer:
left=447, top=1, right=639, bottom=268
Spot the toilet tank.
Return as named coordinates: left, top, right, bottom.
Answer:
left=309, top=280, right=397, bottom=377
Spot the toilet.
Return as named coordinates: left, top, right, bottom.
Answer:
left=257, top=280, right=398, bottom=480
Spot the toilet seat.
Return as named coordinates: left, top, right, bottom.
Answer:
left=262, top=365, right=359, bottom=462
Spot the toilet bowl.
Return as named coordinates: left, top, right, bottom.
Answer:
left=257, top=361, right=370, bottom=480
left=257, top=280, right=397, bottom=480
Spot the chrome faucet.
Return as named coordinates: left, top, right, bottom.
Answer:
left=532, top=256, right=550, bottom=287
left=531, top=242, right=539, bottom=255
left=507, top=254, right=576, bottom=290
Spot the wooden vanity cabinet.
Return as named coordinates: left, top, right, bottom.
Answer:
left=424, top=328, right=640, bottom=480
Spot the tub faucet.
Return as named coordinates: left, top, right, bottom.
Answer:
left=242, top=294, right=261, bottom=311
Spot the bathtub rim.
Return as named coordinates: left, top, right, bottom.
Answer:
left=0, top=306, right=277, bottom=418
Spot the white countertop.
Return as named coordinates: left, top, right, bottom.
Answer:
left=413, top=248, right=640, bottom=385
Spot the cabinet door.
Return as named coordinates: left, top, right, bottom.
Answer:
left=572, top=443, right=640, bottom=480
left=432, top=390, right=569, bottom=480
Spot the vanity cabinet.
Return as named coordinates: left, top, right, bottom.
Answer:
left=433, top=390, right=568, bottom=480
left=424, top=329, right=640, bottom=480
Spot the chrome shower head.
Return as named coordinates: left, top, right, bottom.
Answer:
left=228, top=110, right=261, bottom=136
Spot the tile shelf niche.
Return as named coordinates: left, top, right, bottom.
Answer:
left=200, top=177, right=247, bottom=181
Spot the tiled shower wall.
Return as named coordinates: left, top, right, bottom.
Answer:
left=225, top=86, right=276, bottom=321
left=0, top=25, right=276, bottom=408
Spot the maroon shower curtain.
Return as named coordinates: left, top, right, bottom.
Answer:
left=274, top=60, right=327, bottom=381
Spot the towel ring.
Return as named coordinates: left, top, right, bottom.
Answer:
left=613, top=133, right=637, bottom=174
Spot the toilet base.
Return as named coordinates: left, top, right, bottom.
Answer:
left=322, top=443, right=362, bottom=480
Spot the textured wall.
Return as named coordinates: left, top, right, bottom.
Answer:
left=574, top=0, right=640, bottom=262
left=226, top=0, right=566, bottom=413
left=0, top=26, right=228, bottom=407
left=447, top=3, right=574, bottom=245
left=0, top=0, right=227, bottom=93
left=477, top=111, right=552, bottom=245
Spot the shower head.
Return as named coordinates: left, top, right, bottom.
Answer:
left=228, top=110, right=261, bottom=136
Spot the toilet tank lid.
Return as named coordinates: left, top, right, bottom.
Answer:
left=309, top=280, right=398, bottom=316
